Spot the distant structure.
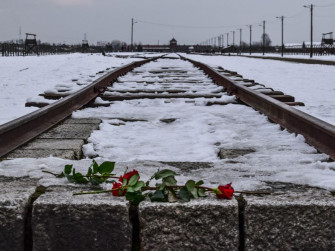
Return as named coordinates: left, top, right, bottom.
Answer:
left=321, top=32, right=334, bottom=54
left=25, top=33, right=39, bottom=55
left=82, top=40, right=89, bottom=53
left=81, top=33, right=89, bottom=53
left=142, top=38, right=192, bottom=53
left=170, top=38, right=177, bottom=51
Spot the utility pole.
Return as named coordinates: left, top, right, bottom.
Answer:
left=221, top=34, right=224, bottom=49
left=304, top=4, right=313, bottom=58
left=131, top=18, right=137, bottom=52
left=247, top=25, right=252, bottom=55
left=239, top=28, right=242, bottom=50
left=276, top=16, right=284, bottom=57
left=218, top=36, right=221, bottom=50
left=227, top=33, right=229, bottom=47
left=262, top=20, right=266, bottom=55
left=231, top=31, right=235, bottom=53
left=232, top=31, right=235, bottom=47
left=131, top=18, right=134, bottom=51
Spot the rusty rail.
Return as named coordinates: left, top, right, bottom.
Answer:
left=181, top=56, right=335, bottom=160
left=0, top=57, right=158, bottom=158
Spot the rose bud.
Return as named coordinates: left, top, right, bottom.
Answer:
left=216, top=183, right=234, bottom=200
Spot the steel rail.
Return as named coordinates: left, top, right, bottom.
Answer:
left=0, top=57, right=158, bottom=158
left=181, top=56, right=335, bottom=160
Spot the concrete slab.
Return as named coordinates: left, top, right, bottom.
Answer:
left=6, top=149, right=76, bottom=159
left=20, top=139, right=84, bottom=159
left=32, top=186, right=132, bottom=251
left=244, top=184, right=335, bottom=250
left=38, top=123, right=99, bottom=139
left=63, top=118, right=102, bottom=124
left=5, top=118, right=100, bottom=160
left=139, top=197, right=239, bottom=250
left=160, top=161, right=214, bottom=170
left=219, top=149, right=255, bottom=159
left=0, top=177, right=38, bottom=251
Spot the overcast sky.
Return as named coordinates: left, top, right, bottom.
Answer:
left=1, top=0, right=335, bottom=46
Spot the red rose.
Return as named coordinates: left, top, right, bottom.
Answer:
left=216, top=183, right=234, bottom=200
left=119, top=169, right=140, bottom=183
left=111, top=182, right=126, bottom=196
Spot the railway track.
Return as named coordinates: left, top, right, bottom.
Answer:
left=1, top=54, right=335, bottom=161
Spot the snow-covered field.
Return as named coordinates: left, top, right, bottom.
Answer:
left=0, top=53, right=144, bottom=125
left=1, top=53, right=335, bottom=192
left=183, top=53, right=335, bottom=125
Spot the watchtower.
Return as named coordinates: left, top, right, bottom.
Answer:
left=82, top=40, right=89, bottom=53
left=25, top=33, right=39, bottom=55
left=170, top=38, right=177, bottom=52
left=321, top=32, right=334, bottom=54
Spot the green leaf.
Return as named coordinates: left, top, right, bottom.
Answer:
left=162, top=176, right=177, bottom=186
left=133, top=181, right=144, bottom=192
left=126, top=192, right=145, bottom=206
left=127, top=187, right=135, bottom=193
left=128, top=174, right=139, bottom=186
left=122, top=178, right=127, bottom=187
left=65, top=173, right=75, bottom=183
left=86, top=167, right=92, bottom=177
left=156, top=183, right=165, bottom=190
left=154, top=169, right=177, bottom=180
left=185, top=180, right=196, bottom=192
left=150, top=190, right=166, bottom=202
left=190, top=188, right=199, bottom=199
left=196, top=180, right=204, bottom=186
left=89, top=177, right=101, bottom=185
left=92, top=160, right=99, bottom=174
left=98, top=161, right=115, bottom=174
left=179, top=187, right=191, bottom=202
left=167, top=190, right=178, bottom=203
left=198, top=188, right=206, bottom=197
left=73, top=173, right=89, bottom=184
left=64, top=164, right=72, bottom=175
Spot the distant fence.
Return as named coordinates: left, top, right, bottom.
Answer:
left=0, top=43, right=106, bottom=56
left=194, top=44, right=335, bottom=56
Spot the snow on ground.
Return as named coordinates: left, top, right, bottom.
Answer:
left=69, top=58, right=333, bottom=191
left=183, top=53, right=335, bottom=125
left=0, top=53, right=144, bottom=125
left=1, top=54, right=335, bottom=193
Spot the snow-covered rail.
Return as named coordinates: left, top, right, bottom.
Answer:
left=181, top=55, right=335, bottom=160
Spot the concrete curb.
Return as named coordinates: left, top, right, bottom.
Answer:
left=139, top=198, right=239, bottom=250
left=244, top=185, right=335, bottom=250
left=32, top=186, right=132, bottom=251
left=1, top=177, right=335, bottom=250
left=0, top=177, right=38, bottom=250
